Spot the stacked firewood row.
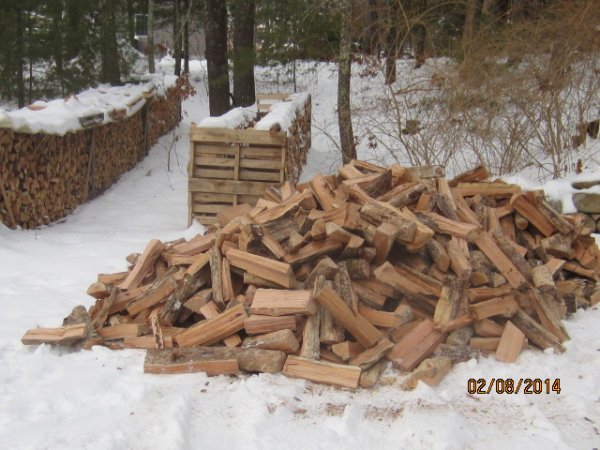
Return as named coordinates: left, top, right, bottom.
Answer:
left=147, top=85, right=183, bottom=149
left=0, top=87, right=182, bottom=230
left=283, top=95, right=311, bottom=184
left=23, top=161, right=600, bottom=390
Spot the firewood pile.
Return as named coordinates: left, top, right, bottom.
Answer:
left=0, top=85, right=182, bottom=229
left=22, top=160, right=600, bottom=390
left=278, top=94, right=311, bottom=183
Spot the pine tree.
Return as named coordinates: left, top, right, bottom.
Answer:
left=205, top=0, right=230, bottom=116
left=338, top=0, right=356, bottom=163
left=232, top=0, right=256, bottom=107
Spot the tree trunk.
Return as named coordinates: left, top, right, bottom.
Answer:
left=183, top=0, right=190, bottom=74
left=65, top=0, right=82, bottom=61
left=205, top=0, right=230, bottom=116
left=413, top=0, right=428, bottom=69
left=16, top=7, right=25, bottom=108
left=413, top=24, right=427, bottom=69
left=462, top=0, right=478, bottom=49
left=366, top=0, right=379, bottom=56
left=147, top=0, right=155, bottom=73
left=338, top=0, right=356, bottom=164
left=51, top=0, right=65, bottom=95
left=232, top=0, right=256, bottom=107
left=100, top=0, right=121, bottom=84
left=127, top=0, right=135, bottom=46
left=174, top=0, right=182, bottom=76
left=385, top=0, right=398, bottom=84
left=481, top=0, right=497, bottom=17
left=27, top=10, right=33, bottom=103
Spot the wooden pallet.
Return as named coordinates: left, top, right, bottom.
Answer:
left=256, top=93, right=290, bottom=118
left=188, top=127, right=287, bottom=225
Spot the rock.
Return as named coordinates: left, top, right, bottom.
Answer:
left=233, top=348, right=287, bottom=374
left=572, top=193, right=600, bottom=213
left=572, top=180, right=600, bottom=190
left=546, top=197, right=563, bottom=214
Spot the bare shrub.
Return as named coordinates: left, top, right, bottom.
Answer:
left=357, top=0, right=600, bottom=180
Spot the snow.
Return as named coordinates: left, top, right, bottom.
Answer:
left=2, top=60, right=600, bottom=449
left=255, top=92, right=311, bottom=134
left=0, top=80, right=172, bottom=136
left=198, top=106, right=257, bottom=129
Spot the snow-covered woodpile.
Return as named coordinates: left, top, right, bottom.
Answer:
left=22, top=160, right=600, bottom=390
left=189, top=93, right=311, bottom=225
left=0, top=81, right=182, bottom=229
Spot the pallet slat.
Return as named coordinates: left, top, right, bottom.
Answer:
left=241, top=147, right=282, bottom=159
left=239, top=158, right=281, bottom=170
left=191, top=127, right=286, bottom=146
left=239, top=170, right=281, bottom=182
left=194, top=156, right=236, bottom=167
left=189, top=179, right=272, bottom=196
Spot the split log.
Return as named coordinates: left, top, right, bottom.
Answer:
left=22, top=324, right=88, bottom=346
left=314, top=285, right=383, bottom=348
left=387, top=319, right=447, bottom=371
left=282, top=355, right=361, bottom=389
left=174, top=303, right=247, bottom=347
left=403, top=356, right=452, bottom=389
left=143, top=348, right=240, bottom=375
left=242, top=329, right=299, bottom=353
left=250, top=289, right=316, bottom=316
left=227, top=248, right=296, bottom=288
left=495, top=321, right=526, bottom=363
left=120, top=239, right=165, bottom=290
left=244, top=315, right=297, bottom=334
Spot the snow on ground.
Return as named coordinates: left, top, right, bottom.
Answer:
left=1, top=60, right=600, bottom=450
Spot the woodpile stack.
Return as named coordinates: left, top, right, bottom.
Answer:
left=280, top=95, right=311, bottom=183
left=22, top=160, right=600, bottom=390
left=147, top=84, right=183, bottom=148
left=0, top=86, right=182, bottom=229
left=188, top=93, right=311, bottom=225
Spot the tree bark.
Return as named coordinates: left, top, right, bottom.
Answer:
left=27, top=10, right=33, bottom=103
left=385, top=0, right=398, bottom=84
left=183, top=0, right=190, bottom=74
left=413, top=23, right=427, bottom=69
left=232, top=0, right=256, bottom=107
left=366, top=0, right=379, bottom=56
left=65, top=0, right=82, bottom=61
left=174, top=0, right=182, bottom=76
left=127, top=0, right=135, bottom=46
left=413, top=0, right=428, bottom=69
left=147, top=0, right=155, bottom=74
left=205, top=0, right=230, bottom=116
left=462, top=0, right=478, bottom=49
left=16, top=7, right=25, bottom=108
left=100, top=0, right=120, bottom=85
left=338, top=0, right=356, bottom=164
left=51, top=0, right=65, bottom=95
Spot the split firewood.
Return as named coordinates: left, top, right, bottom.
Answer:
left=120, top=239, right=165, bottom=291
left=22, top=160, right=600, bottom=390
left=387, top=319, right=447, bottom=371
left=22, top=324, right=88, bottom=346
left=495, top=321, right=526, bottom=363
left=402, top=356, right=453, bottom=389
left=242, top=329, right=299, bottom=353
left=283, top=355, right=361, bottom=389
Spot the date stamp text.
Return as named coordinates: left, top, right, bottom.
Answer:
left=467, top=378, right=561, bottom=395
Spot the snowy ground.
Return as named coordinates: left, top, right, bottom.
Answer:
left=1, top=61, right=600, bottom=450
